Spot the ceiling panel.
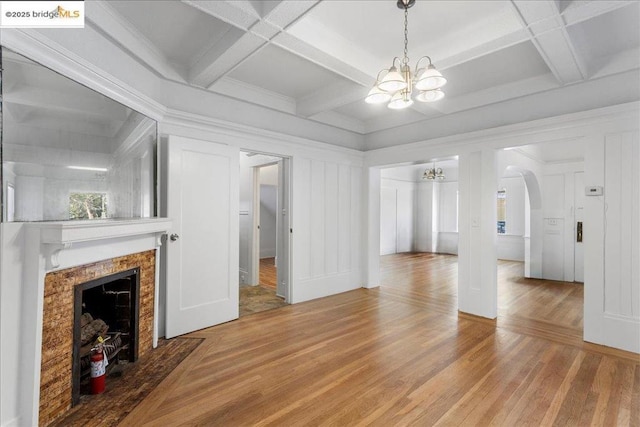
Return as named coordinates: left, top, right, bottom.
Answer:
left=442, top=41, right=551, bottom=97
left=566, top=2, right=640, bottom=71
left=289, top=0, right=523, bottom=75
left=229, top=44, right=357, bottom=99
left=108, top=1, right=236, bottom=70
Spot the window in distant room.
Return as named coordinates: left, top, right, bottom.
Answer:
left=497, top=189, right=506, bottom=234
left=69, top=192, right=108, bottom=220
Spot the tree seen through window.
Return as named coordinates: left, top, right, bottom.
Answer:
left=69, top=192, right=108, bottom=220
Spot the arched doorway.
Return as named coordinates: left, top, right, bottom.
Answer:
left=503, top=165, right=542, bottom=279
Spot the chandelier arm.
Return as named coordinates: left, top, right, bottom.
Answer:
left=376, top=69, right=389, bottom=82
left=414, top=56, right=432, bottom=74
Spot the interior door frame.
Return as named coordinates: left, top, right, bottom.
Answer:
left=246, top=152, right=292, bottom=303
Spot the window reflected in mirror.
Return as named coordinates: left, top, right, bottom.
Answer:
left=0, top=47, right=156, bottom=222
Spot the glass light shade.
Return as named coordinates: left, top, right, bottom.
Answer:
left=415, top=88, right=445, bottom=102
left=378, top=67, right=408, bottom=92
left=388, top=92, right=413, bottom=110
left=365, top=85, right=393, bottom=104
left=415, top=65, right=447, bottom=91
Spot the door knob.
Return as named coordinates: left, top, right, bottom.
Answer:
left=170, top=233, right=180, bottom=241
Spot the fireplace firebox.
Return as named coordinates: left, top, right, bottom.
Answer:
left=72, top=268, right=140, bottom=405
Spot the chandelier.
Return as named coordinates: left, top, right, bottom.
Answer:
left=365, top=0, right=447, bottom=109
left=423, top=163, right=445, bottom=180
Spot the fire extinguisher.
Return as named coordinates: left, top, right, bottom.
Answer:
left=90, top=336, right=108, bottom=394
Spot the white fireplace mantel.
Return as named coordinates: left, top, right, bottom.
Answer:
left=30, top=218, right=173, bottom=270
left=20, top=217, right=172, bottom=427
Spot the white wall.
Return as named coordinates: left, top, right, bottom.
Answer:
left=496, top=176, right=526, bottom=261
left=415, top=182, right=434, bottom=252
left=292, top=157, right=362, bottom=302
left=584, top=130, right=639, bottom=353
left=379, top=178, right=415, bottom=255
left=259, top=184, right=277, bottom=258
left=435, top=181, right=459, bottom=255
left=238, top=153, right=254, bottom=285
left=380, top=165, right=459, bottom=256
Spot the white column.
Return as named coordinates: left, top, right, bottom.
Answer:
left=458, top=149, right=498, bottom=318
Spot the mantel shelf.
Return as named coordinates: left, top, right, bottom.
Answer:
left=27, top=218, right=172, bottom=245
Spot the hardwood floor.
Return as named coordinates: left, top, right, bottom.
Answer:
left=259, top=257, right=277, bottom=289
left=121, top=253, right=639, bottom=426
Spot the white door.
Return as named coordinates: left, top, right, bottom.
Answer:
left=164, top=135, right=239, bottom=338
left=276, top=159, right=290, bottom=300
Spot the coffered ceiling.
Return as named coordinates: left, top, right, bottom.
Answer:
left=86, top=0, right=638, bottom=138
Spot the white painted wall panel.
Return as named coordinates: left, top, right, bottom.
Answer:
left=396, top=186, right=414, bottom=253
left=543, top=218, right=565, bottom=281
left=292, top=156, right=362, bottom=301
left=295, top=158, right=312, bottom=280
left=259, top=185, right=277, bottom=258
left=380, top=178, right=415, bottom=254
left=604, top=133, right=639, bottom=319
left=415, top=182, right=434, bottom=252
left=439, top=182, right=459, bottom=233
left=338, top=164, right=351, bottom=273
left=325, top=163, right=339, bottom=275
left=380, top=186, right=397, bottom=255
left=310, top=160, right=326, bottom=278
left=350, top=167, right=362, bottom=280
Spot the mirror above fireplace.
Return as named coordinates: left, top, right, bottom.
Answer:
left=0, top=47, right=157, bottom=222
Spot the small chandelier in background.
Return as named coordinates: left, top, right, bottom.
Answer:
left=365, top=0, right=447, bottom=109
left=423, top=163, right=445, bottom=180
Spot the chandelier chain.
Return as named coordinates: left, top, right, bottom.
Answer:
left=364, top=0, right=447, bottom=108
left=403, top=5, right=409, bottom=64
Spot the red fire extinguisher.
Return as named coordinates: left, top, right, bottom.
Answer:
left=90, top=336, right=108, bottom=394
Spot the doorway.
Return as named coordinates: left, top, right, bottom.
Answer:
left=496, top=142, right=586, bottom=340
left=238, top=151, right=291, bottom=316
left=378, top=158, right=459, bottom=305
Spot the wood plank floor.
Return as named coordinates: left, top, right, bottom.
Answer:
left=121, top=253, right=639, bottom=426
left=259, top=257, right=277, bottom=289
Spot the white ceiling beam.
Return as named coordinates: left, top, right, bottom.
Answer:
left=181, top=0, right=260, bottom=30
left=86, top=1, right=186, bottom=82
left=182, top=1, right=322, bottom=89
left=3, top=87, right=129, bottom=121
left=211, top=77, right=297, bottom=114
left=510, top=0, right=587, bottom=84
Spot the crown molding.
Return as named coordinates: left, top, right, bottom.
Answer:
left=161, top=108, right=365, bottom=164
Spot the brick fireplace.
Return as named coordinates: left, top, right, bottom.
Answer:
left=19, top=219, right=171, bottom=427
left=39, top=251, right=156, bottom=426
